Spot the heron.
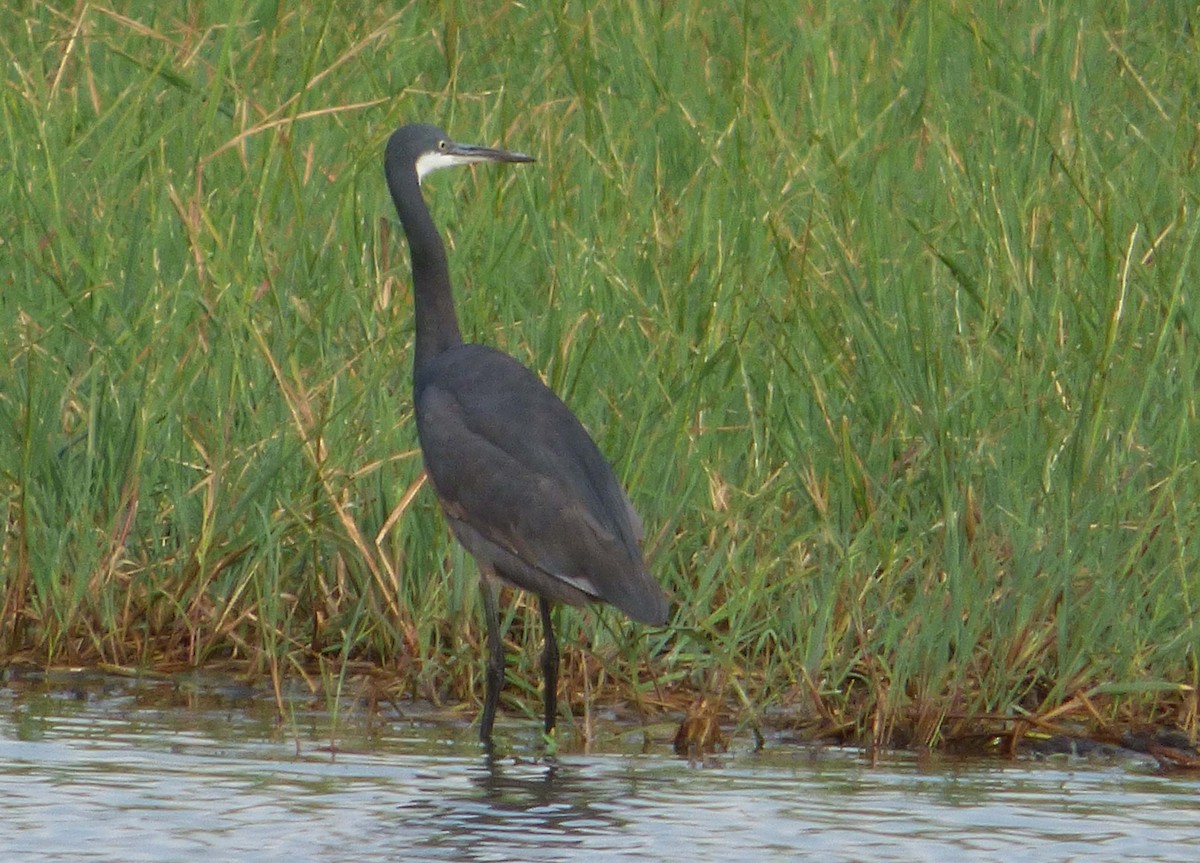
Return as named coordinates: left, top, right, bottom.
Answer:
left=383, top=123, right=670, bottom=744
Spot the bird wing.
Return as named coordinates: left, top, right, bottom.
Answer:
left=413, top=343, right=667, bottom=624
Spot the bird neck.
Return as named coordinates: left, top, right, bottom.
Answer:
left=387, top=166, right=464, bottom=370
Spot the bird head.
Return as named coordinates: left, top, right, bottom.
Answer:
left=385, top=123, right=534, bottom=186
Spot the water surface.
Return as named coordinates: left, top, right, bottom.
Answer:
left=2, top=670, right=1198, bottom=862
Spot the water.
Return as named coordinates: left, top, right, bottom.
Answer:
left=2, top=670, right=1199, bottom=862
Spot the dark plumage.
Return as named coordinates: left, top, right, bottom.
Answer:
left=384, top=123, right=669, bottom=743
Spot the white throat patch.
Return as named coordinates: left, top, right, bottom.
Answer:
left=415, top=150, right=475, bottom=182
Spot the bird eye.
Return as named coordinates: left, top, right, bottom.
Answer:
left=437, top=140, right=447, bottom=151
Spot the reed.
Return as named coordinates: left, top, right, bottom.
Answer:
left=2, top=1, right=1197, bottom=747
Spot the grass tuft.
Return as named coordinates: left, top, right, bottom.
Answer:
left=2, top=1, right=1199, bottom=749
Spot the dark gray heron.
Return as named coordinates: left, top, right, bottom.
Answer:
left=383, top=123, right=669, bottom=744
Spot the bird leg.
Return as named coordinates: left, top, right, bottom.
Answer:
left=479, top=569, right=505, bottom=745
left=540, top=597, right=559, bottom=735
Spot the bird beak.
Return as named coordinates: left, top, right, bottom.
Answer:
left=447, top=141, right=536, bottom=166
left=414, top=139, right=536, bottom=183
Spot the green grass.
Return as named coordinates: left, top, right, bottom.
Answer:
left=2, top=0, right=1199, bottom=749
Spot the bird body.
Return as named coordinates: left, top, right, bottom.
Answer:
left=415, top=343, right=666, bottom=622
left=383, top=123, right=668, bottom=743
